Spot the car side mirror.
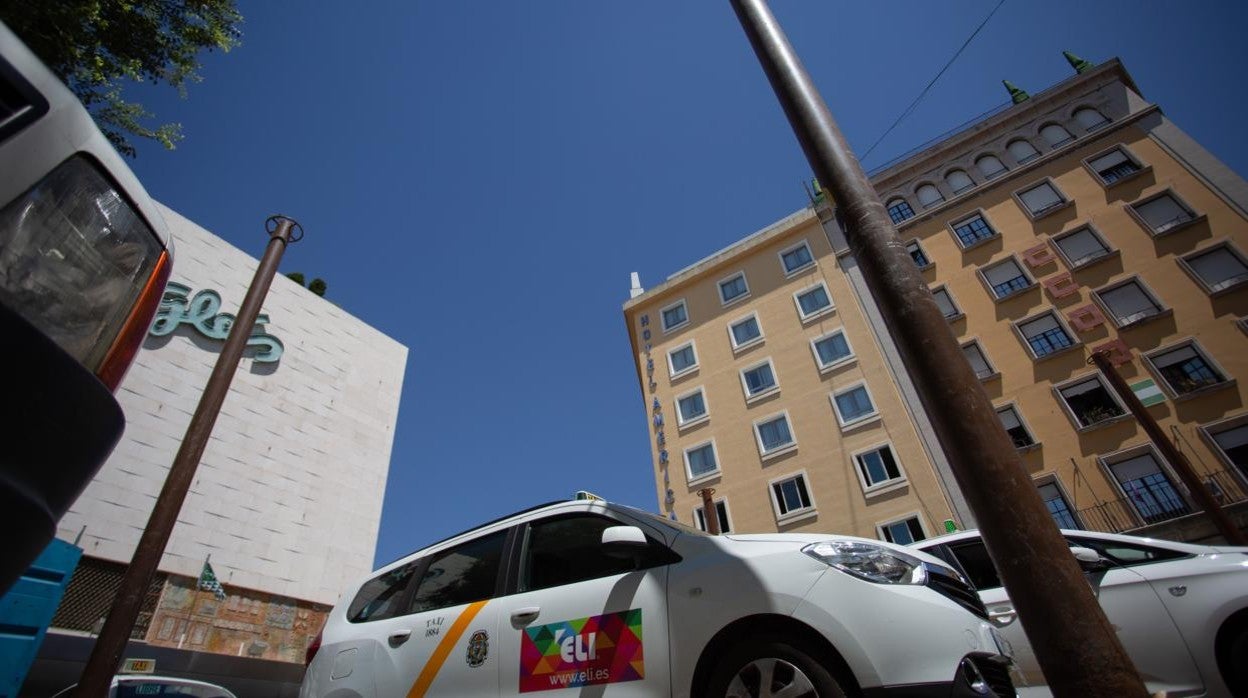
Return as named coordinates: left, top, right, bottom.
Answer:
left=1071, top=546, right=1108, bottom=572
left=602, top=525, right=648, bottom=558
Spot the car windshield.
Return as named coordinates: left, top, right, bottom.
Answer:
left=614, top=504, right=709, bottom=537
left=114, top=680, right=236, bottom=698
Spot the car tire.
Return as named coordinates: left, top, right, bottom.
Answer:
left=1219, top=624, right=1248, bottom=695
left=706, top=636, right=848, bottom=698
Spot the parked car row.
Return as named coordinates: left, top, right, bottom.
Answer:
left=301, top=496, right=1015, bottom=697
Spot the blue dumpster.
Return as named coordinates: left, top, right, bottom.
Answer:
left=0, top=539, right=81, bottom=697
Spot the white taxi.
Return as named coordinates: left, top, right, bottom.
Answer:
left=301, top=497, right=1014, bottom=697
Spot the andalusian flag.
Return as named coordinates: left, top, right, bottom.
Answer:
left=198, top=558, right=227, bottom=601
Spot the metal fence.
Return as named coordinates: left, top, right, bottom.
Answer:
left=1075, top=469, right=1247, bottom=534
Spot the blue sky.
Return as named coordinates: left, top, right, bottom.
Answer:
left=122, top=1, right=1248, bottom=567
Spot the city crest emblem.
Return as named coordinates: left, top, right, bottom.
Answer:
left=466, top=629, right=489, bottom=668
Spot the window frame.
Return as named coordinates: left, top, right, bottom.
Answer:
left=906, top=239, right=933, bottom=270
left=1050, top=224, right=1116, bottom=270
left=717, top=271, right=751, bottom=306
left=1073, top=106, right=1110, bottom=132
left=975, top=153, right=1008, bottom=180
left=674, top=385, right=709, bottom=429
left=979, top=255, right=1036, bottom=301
left=753, top=410, right=798, bottom=460
left=1198, top=414, right=1248, bottom=478
left=778, top=239, right=816, bottom=276
left=930, top=285, right=964, bottom=321
left=727, top=311, right=765, bottom=352
left=683, top=439, right=722, bottom=485
left=1035, top=475, right=1082, bottom=530
left=1178, top=241, right=1248, bottom=296
left=1006, top=138, right=1041, bottom=165
left=659, top=298, right=690, bottom=333
left=1143, top=339, right=1233, bottom=399
left=916, top=182, right=946, bottom=209
left=852, top=441, right=908, bottom=496
left=1126, top=189, right=1203, bottom=237
left=996, top=403, right=1039, bottom=451
left=768, top=470, right=817, bottom=524
left=876, top=513, right=928, bottom=545
left=886, top=197, right=915, bottom=224
left=1054, top=372, right=1129, bottom=431
left=961, top=339, right=998, bottom=382
left=830, top=381, right=880, bottom=431
left=793, top=281, right=835, bottom=322
left=739, top=357, right=780, bottom=402
left=692, top=497, right=733, bottom=534
left=1014, top=178, right=1073, bottom=220
left=948, top=210, right=999, bottom=250
left=1015, top=310, right=1079, bottom=360
left=1098, top=445, right=1192, bottom=525
left=666, top=339, right=699, bottom=380
left=1092, top=276, right=1168, bottom=329
left=1082, top=144, right=1148, bottom=187
left=945, top=168, right=976, bottom=196
left=1039, top=122, right=1075, bottom=149
left=810, top=328, right=856, bottom=372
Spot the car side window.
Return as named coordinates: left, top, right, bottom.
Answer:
left=947, top=540, right=1002, bottom=591
left=1066, top=537, right=1191, bottom=567
left=347, top=561, right=419, bottom=623
left=519, top=514, right=674, bottom=593
left=408, top=530, right=508, bottom=614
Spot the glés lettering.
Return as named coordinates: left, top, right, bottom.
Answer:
left=553, top=628, right=597, bottom=663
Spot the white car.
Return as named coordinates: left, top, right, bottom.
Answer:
left=301, top=497, right=1015, bottom=697
left=52, top=675, right=238, bottom=697
left=913, top=529, right=1248, bottom=697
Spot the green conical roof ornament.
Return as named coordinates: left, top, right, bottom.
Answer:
left=1063, top=50, right=1094, bottom=74
left=1003, top=80, right=1030, bottom=104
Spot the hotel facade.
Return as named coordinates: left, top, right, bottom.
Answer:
left=623, top=56, right=1248, bottom=544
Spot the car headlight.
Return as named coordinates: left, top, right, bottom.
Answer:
left=802, top=541, right=928, bottom=584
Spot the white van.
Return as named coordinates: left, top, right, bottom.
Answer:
left=301, top=497, right=1015, bottom=697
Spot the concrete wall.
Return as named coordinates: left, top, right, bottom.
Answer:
left=57, top=204, right=408, bottom=606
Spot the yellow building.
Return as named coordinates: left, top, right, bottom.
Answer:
left=623, top=55, right=1248, bottom=544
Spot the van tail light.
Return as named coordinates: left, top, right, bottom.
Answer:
left=98, top=249, right=170, bottom=391
left=305, top=628, right=323, bottom=667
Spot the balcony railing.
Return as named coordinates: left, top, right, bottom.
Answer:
left=1074, top=469, right=1248, bottom=534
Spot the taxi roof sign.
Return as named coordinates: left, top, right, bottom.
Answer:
left=574, top=490, right=604, bottom=501
left=121, top=658, right=155, bottom=674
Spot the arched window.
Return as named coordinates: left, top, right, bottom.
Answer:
left=916, top=184, right=944, bottom=209
left=1007, top=139, right=1040, bottom=164
left=945, top=169, right=975, bottom=195
left=1074, top=107, right=1109, bottom=131
left=1040, top=123, right=1074, bottom=147
left=886, top=198, right=915, bottom=224
left=976, top=154, right=1007, bottom=180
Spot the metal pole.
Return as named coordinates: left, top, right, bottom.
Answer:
left=727, top=2, right=1147, bottom=695
left=698, top=488, right=720, bottom=534
left=76, top=216, right=302, bottom=695
left=1090, top=351, right=1245, bottom=544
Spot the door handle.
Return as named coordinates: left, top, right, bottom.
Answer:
left=511, top=607, right=541, bottom=627
left=987, top=608, right=1017, bottom=627
left=388, top=630, right=412, bottom=648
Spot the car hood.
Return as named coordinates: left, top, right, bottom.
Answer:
left=721, top=532, right=954, bottom=570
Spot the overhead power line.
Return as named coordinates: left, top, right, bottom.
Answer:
left=861, top=0, right=1007, bottom=164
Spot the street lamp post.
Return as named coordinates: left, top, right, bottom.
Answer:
left=727, top=2, right=1148, bottom=694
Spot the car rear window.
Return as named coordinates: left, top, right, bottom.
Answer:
left=407, top=530, right=507, bottom=614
